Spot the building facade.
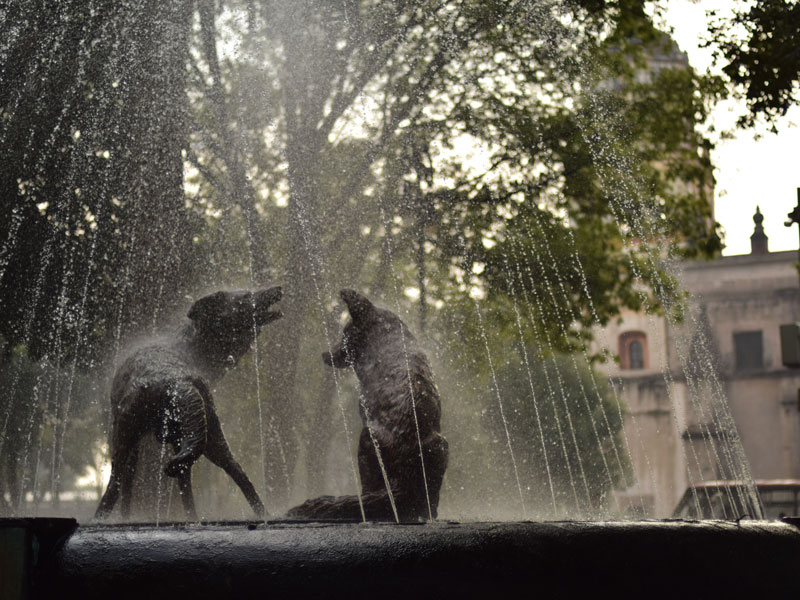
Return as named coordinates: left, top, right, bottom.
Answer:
left=600, top=209, right=800, bottom=517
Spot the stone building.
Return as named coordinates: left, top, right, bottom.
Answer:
left=600, top=208, right=800, bottom=517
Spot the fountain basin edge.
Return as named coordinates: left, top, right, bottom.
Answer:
left=3, top=518, right=800, bottom=599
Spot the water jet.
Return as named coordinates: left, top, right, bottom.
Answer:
left=0, top=1, right=786, bottom=595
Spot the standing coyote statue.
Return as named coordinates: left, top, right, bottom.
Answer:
left=95, top=287, right=282, bottom=520
left=289, top=289, right=448, bottom=521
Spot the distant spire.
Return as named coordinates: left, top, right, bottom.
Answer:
left=750, top=206, right=769, bottom=255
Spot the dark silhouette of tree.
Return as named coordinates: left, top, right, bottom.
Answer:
left=0, top=0, right=197, bottom=512
left=706, top=0, right=800, bottom=129
left=0, top=0, right=197, bottom=366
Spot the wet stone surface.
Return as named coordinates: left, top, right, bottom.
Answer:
left=8, top=518, right=800, bottom=600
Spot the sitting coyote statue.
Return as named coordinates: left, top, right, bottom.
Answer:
left=289, top=289, right=448, bottom=522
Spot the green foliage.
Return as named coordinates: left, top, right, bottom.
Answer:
left=706, top=0, right=800, bottom=129
left=490, top=348, right=632, bottom=516
left=431, top=324, right=632, bottom=518
left=0, top=1, right=200, bottom=366
left=0, top=1, right=719, bottom=363
left=0, top=338, right=105, bottom=513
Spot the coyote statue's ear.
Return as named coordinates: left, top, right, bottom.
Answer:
left=340, top=289, right=374, bottom=322
left=188, top=291, right=227, bottom=323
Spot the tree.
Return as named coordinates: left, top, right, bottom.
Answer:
left=1, top=0, right=721, bottom=514
left=0, top=0, right=199, bottom=511
left=182, top=1, right=720, bottom=505
left=705, top=0, right=800, bottom=129
left=494, top=349, right=631, bottom=517
left=0, top=1, right=199, bottom=364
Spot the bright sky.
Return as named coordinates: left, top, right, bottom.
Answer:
left=658, top=1, right=800, bottom=256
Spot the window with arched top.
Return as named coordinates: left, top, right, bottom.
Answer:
left=619, top=331, right=648, bottom=370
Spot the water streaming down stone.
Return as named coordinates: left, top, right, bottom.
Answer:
left=0, top=1, right=764, bottom=522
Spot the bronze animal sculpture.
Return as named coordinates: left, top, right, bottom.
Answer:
left=95, top=287, right=282, bottom=520
left=288, top=289, right=448, bottom=522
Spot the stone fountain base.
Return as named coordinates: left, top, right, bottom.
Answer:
left=3, top=518, right=800, bottom=599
